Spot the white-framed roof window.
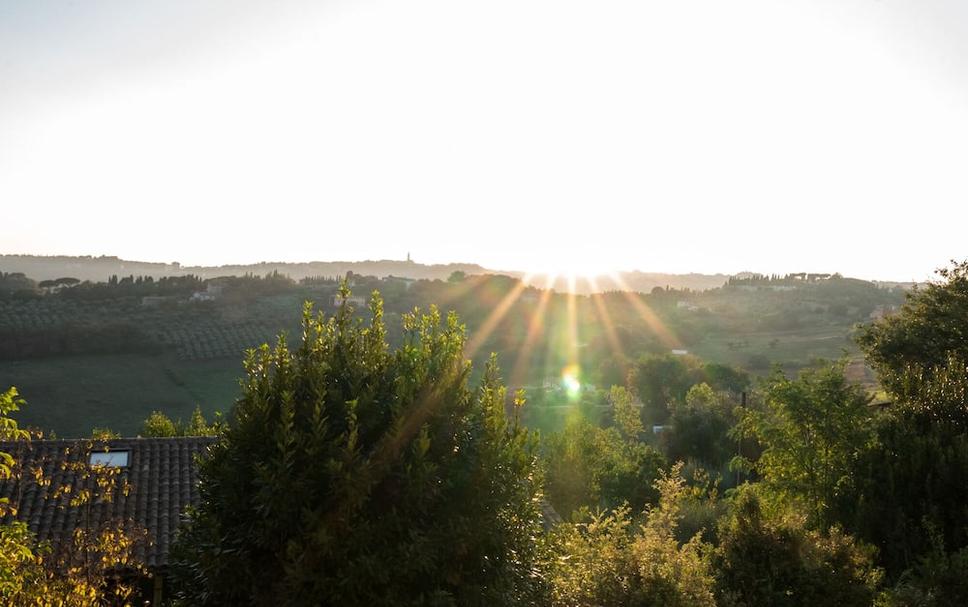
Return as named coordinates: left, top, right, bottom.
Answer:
left=89, top=450, right=130, bottom=467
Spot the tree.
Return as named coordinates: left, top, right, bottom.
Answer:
left=858, top=260, right=968, bottom=392
left=545, top=464, right=716, bottom=607
left=850, top=260, right=968, bottom=580
left=836, top=357, right=968, bottom=577
left=611, top=385, right=643, bottom=441
left=628, top=354, right=701, bottom=425
left=733, top=362, right=874, bottom=529
left=171, top=293, right=545, bottom=606
left=140, top=406, right=221, bottom=437
left=880, top=530, right=968, bottom=606
left=701, top=363, right=750, bottom=395
left=447, top=270, right=467, bottom=283
left=141, top=411, right=178, bottom=437
left=664, top=383, right=737, bottom=469
left=1, top=387, right=145, bottom=605
left=543, top=416, right=665, bottom=518
left=714, top=487, right=882, bottom=607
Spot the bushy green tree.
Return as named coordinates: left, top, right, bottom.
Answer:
left=837, top=358, right=968, bottom=577
left=628, top=354, right=702, bottom=425
left=543, top=416, right=665, bottom=518
left=733, top=362, right=874, bottom=528
left=140, top=406, right=221, bottom=437
left=858, top=260, right=968, bottom=392
left=702, top=363, right=750, bottom=395
left=879, top=530, right=968, bottom=606
left=545, top=465, right=716, bottom=607
left=141, top=411, right=178, bottom=437
left=715, top=487, right=882, bottom=607
left=610, top=385, right=643, bottom=440
left=170, top=294, right=545, bottom=606
left=664, top=383, right=737, bottom=469
left=849, top=259, right=968, bottom=589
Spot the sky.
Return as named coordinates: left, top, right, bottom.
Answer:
left=1, top=0, right=967, bottom=282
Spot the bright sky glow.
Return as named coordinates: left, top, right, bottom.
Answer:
left=2, top=0, right=967, bottom=281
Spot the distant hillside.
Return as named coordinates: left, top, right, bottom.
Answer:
left=11, top=256, right=889, bottom=295
left=516, top=271, right=731, bottom=295
left=1, top=255, right=737, bottom=294
left=0, top=255, right=489, bottom=284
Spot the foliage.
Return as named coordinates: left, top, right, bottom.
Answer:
left=0, top=518, right=146, bottom=606
left=733, top=362, right=874, bottom=528
left=664, top=383, right=737, bottom=469
left=702, top=363, right=750, bottom=395
left=610, top=385, right=643, bottom=440
left=0, top=387, right=29, bottom=484
left=715, top=486, right=882, bottom=607
left=848, top=260, right=968, bottom=583
left=673, top=464, right=729, bottom=545
left=836, top=357, right=968, bottom=576
left=141, top=411, right=178, bottom=437
left=140, top=406, right=222, bottom=437
left=170, top=293, right=545, bottom=606
left=90, top=427, right=120, bottom=439
left=543, top=416, right=664, bottom=518
left=0, top=272, right=36, bottom=296
left=544, top=464, right=716, bottom=607
left=0, top=389, right=145, bottom=606
left=627, top=354, right=702, bottom=425
left=879, top=530, right=968, bottom=607
left=858, top=260, right=968, bottom=392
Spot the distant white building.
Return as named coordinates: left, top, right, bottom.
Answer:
left=671, top=349, right=689, bottom=356
left=189, top=284, right=224, bottom=303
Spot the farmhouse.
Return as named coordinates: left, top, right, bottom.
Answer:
left=0, top=436, right=215, bottom=604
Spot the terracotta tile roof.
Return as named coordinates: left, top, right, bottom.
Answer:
left=0, top=436, right=215, bottom=569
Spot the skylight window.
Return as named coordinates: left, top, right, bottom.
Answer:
left=89, top=450, right=129, bottom=467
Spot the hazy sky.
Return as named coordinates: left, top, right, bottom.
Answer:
left=2, top=0, right=967, bottom=281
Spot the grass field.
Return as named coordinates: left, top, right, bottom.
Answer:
left=689, top=324, right=861, bottom=373
left=2, top=353, right=245, bottom=437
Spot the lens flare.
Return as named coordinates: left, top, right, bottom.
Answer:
left=562, top=364, right=581, bottom=400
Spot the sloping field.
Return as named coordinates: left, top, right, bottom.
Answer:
left=1, top=353, right=243, bottom=437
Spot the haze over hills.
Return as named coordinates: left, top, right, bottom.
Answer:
left=0, top=254, right=885, bottom=294
left=0, top=254, right=488, bottom=285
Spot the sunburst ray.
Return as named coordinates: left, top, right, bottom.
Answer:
left=608, top=271, right=682, bottom=349
left=464, top=278, right=530, bottom=360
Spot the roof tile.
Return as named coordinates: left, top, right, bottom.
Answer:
left=0, top=437, right=215, bottom=569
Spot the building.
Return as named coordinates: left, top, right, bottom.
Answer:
left=189, top=283, right=224, bottom=302
left=0, top=437, right=216, bottom=604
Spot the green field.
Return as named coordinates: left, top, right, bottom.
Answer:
left=2, top=353, right=244, bottom=437
left=689, top=324, right=860, bottom=372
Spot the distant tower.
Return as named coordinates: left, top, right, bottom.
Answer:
left=406, top=252, right=412, bottom=263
